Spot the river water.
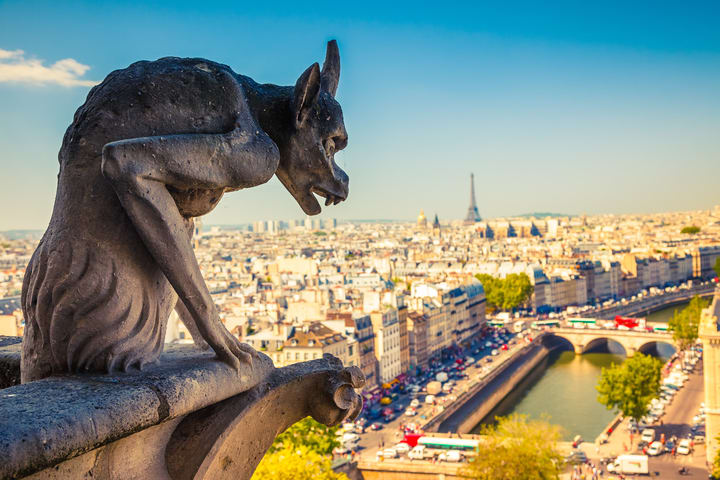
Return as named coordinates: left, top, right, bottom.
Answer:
left=471, top=301, right=688, bottom=441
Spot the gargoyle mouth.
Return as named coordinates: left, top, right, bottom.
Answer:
left=311, top=186, right=347, bottom=206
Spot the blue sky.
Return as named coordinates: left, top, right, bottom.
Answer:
left=1, top=1, right=719, bottom=229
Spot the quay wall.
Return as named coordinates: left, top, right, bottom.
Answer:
left=428, top=341, right=549, bottom=434
left=356, top=460, right=464, bottom=480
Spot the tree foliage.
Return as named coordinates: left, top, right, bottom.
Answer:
left=475, top=273, right=534, bottom=312
left=669, top=295, right=709, bottom=351
left=271, top=417, right=340, bottom=456
left=681, top=225, right=701, bottom=234
left=252, top=445, right=348, bottom=480
left=251, top=417, right=344, bottom=480
left=712, top=434, right=720, bottom=479
left=714, top=257, right=720, bottom=279
left=461, top=414, right=565, bottom=480
left=596, top=353, right=662, bottom=422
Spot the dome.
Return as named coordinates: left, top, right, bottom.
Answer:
left=417, top=209, right=427, bottom=226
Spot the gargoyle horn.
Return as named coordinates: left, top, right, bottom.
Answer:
left=321, top=40, right=340, bottom=97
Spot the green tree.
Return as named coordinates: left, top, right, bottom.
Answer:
left=712, top=435, right=720, bottom=479
left=475, top=273, right=534, bottom=312
left=669, top=295, right=709, bottom=351
left=681, top=225, right=701, bottom=234
left=252, top=417, right=344, bottom=479
left=461, top=414, right=565, bottom=480
left=714, top=257, right=720, bottom=279
left=271, top=417, right=340, bottom=455
left=596, top=353, right=662, bottom=424
left=252, top=445, right=348, bottom=480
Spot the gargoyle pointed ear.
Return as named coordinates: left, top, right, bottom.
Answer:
left=292, top=62, right=321, bottom=127
left=321, top=40, right=340, bottom=97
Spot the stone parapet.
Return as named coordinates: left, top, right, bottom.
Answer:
left=0, top=340, right=363, bottom=480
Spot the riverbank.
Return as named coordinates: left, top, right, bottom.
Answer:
left=431, top=341, right=549, bottom=434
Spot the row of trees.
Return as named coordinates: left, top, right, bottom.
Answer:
left=669, top=295, right=709, bottom=351
left=475, top=273, right=534, bottom=313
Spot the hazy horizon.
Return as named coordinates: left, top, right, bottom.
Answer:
left=1, top=1, right=719, bottom=230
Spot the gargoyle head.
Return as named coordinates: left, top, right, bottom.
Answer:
left=275, top=40, right=349, bottom=215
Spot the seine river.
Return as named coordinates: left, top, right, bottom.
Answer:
left=472, top=302, right=686, bottom=441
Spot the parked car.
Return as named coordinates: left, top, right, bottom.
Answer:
left=647, top=441, right=664, bottom=456
left=382, top=448, right=398, bottom=458
left=641, top=429, right=655, bottom=443
left=677, top=438, right=692, bottom=455
left=394, top=443, right=410, bottom=454
left=408, top=445, right=426, bottom=460
left=410, top=399, right=420, bottom=408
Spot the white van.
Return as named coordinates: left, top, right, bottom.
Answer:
left=640, top=429, right=655, bottom=443
left=425, top=394, right=436, bottom=405
left=408, top=445, right=426, bottom=460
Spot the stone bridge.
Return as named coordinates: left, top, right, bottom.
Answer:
left=540, top=327, right=677, bottom=357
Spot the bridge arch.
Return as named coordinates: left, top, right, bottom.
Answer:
left=540, top=333, right=574, bottom=352
left=581, top=337, right=628, bottom=356
left=637, top=340, right=676, bottom=359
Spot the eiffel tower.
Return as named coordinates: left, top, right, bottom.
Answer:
left=464, top=173, right=482, bottom=224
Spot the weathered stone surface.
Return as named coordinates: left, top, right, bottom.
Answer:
left=166, top=355, right=364, bottom=480
left=0, top=345, right=273, bottom=479
left=0, top=337, right=21, bottom=389
left=2, top=352, right=363, bottom=480
left=21, top=40, right=349, bottom=382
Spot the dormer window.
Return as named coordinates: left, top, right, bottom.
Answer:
left=308, top=340, right=315, bottom=347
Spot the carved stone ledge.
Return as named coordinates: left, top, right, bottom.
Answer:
left=0, top=345, right=364, bottom=480
left=166, top=354, right=364, bottom=480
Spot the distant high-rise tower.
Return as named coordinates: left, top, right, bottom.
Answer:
left=464, top=173, right=482, bottom=224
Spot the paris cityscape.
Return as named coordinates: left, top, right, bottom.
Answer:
left=2, top=174, right=720, bottom=478
left=2, top=2, right=720, bottom=480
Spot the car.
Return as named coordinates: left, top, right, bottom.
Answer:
left=408, top=445, right=426, bottom=460
left=404, top=408, right=416, bottom=416
left=410, top=399, right=420, bottom=408
left=566, top=450, right=587, bottom=465
left=382, top=448, right=398, bottom=458
left=641, top=429, right=655, bottom=443
left=369, top=423, right=382, bottom=431
left=491, top=349, right=499, bottom=356
left=442, top=450, right=462, bottom=462
left=677, top=438, right=692, bottom=455
left=693, top=434, right=705, bottom=444
left=394, top=442, right=410, bottom=454
left=647, top=441, right=664, bottom=456
left=333, top=445, right=349, bottom=455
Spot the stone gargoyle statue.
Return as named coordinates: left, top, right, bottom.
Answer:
left=20, top=40, right=349, bottom=383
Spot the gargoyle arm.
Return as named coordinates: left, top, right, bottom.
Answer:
left=175, top=298, right=210, bottom=350
left=101, top=127, right=279, bottom=370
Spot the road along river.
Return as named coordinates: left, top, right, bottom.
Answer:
left=469, top=302, right=690, bottom=441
